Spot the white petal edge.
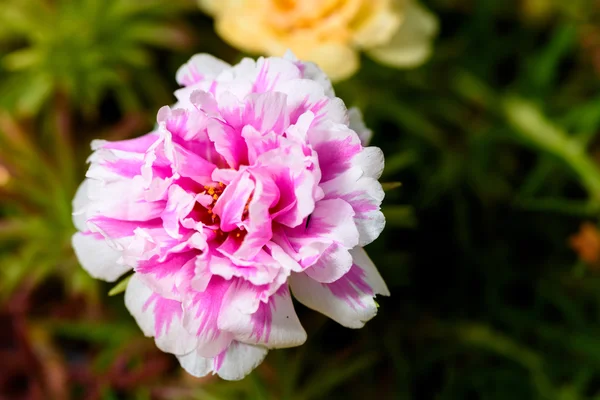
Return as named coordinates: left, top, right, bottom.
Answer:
left=284, top=50, right=336, bottom=98
left=304, top=243, right=353, bottom=284
left=72, top=180, right=90, bottom=232
left=289, top=247, right=389, bottom=329
left=175, top=53, right=232, bottom=86
left=125, top=274, right=198, bottom=355
left=355, top=206, right=386, bottom=247
left=218, top=288, right=307, bottom=348
left=178, top=341, right=269, bottom=381
left=350, top=247, right=390, bottom=296
left=354, top=146, right=385, bottom=179
left=348, top=107, right=373, bottom=146
left=72, top=232, right=130, bottom=282
left=321, top=168, right=386, bottom=246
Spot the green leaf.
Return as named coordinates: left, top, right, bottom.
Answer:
left=108, top=274, right=132, bottom=296
left=381, top=181, right=402, bottom=191
left=525, top=23, right=577, bottom=95
left=504, top=97, right=600, bottom=201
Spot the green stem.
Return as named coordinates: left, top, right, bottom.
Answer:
left=564, top=148, right=600, bottom=201
left=504, top=97, right=600, bottom=202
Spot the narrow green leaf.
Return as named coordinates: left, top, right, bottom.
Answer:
left=504, top=97, right=600, bottom=200
left=382, top=182, right=402, bottom=191
left=108, top=274, right=132, bottom=296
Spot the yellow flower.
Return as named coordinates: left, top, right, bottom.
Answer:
left=199, top=0, right=438, bottom=81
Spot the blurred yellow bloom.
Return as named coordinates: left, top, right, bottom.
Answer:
left=199, top=0, right=438, bottom=81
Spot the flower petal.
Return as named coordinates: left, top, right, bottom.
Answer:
left=233, top=169, right=279, bottom=259
left=216, top=342, right=269, bottom=380
left=288, top=198, right=359, bottom=252
left=322, top=167, right=385, bottom=246
left=213, top=171, right=255, bottom=232
left=182, top=276, right=234, bottom=357
left=72, top=232, right=129, bottom=282
left=289, top=247, right=389, bottom=328
left=354, top=146, right=385, bottom=179
left=310, top=122, right=362, bottom=182
left=72, top=180, right=90, bottom=231
left=284, top=51, right=335, bottom=98
left=176, top=53, right=231, bottom=87
left=177, top=341, right=268, bottom=381
left=304, top=43, right=360, bottom=82
left=125, top=273, right=198, bottom=355
left=351, top=1, right=401, bottom=48
left=243, top=92, right=290, bottom=135
left=218, top=285, right=306, bottom=348
left=207, top=118, right=248, bottom=169
left=348, top=107, right=373, bottom=146
left=367, top=0, right=438, bottom=68
left=304, top=243, right=353, bottom=283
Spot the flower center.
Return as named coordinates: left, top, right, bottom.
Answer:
left=203, top=182, right=225, bottom=223
left=199, top=182, right=250, bottom=242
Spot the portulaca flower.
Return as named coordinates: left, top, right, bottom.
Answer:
left=72, top=53, right=389, bottom=380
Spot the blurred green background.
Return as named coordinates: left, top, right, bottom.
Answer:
left=1, top=0, right=600, bottom=398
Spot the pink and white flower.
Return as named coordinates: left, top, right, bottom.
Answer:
left=72, top=53, right=388, bottom=380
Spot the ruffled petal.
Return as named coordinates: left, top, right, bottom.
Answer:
left=125, top=274, right=198, bottom=355
left=289, top=247, right=389, bottom=329
left=304, top=243, right=353, bottom=283
left=284, top=51, right=335, bottom=98
left=287, top=199, right=359, bottom=263
left=218, top=285, right=306, bottom=348
left=177, top=341, right=268, bottom=381
left=215, top=342, right=269, bottom=380
left=321, top=166, right=385, bottom=246
left=72, top=180, right=90, bottom=231
left=72, top=232, right=129, bottom=282
left=135, top=251, right=198, bottom=300
left=207, top=118, right=249, bottom=169
left=309, top=122, right=362, bottom=183
left=232, top=169, right=279, bottom=259
left=175, top=53, right=231, bottom=87
left=213, top=171, right=255, bottom=232
left=182, top=276, right=234, bottom=357
left=348, top=107, right=373, bottom=146
left=354, top=146, right=385, bottom=179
